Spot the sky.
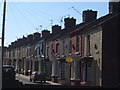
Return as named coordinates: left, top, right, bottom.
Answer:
left=0, top=1, right=109, bottom=47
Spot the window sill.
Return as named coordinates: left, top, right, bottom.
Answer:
left=55, top=53, right=59, bottom=56
left=75, top=52, right=80, bottom=55
left=69, top=53, right=72, bottom=56
left=56, top=54, right=60, bottom=58
left=61, top=55, right=65, bottom=58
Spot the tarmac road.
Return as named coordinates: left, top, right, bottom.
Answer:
left=15, top=74, right=61, bottom=86
left=2, top=73, right=63, bottom=89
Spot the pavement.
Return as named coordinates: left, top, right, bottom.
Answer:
left=16, top=73, right=61, bottom=85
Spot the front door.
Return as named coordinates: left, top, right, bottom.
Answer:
left=86, top=62, right=92, bottom=85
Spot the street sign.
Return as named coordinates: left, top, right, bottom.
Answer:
left=66, top=57, right=73, bottom=62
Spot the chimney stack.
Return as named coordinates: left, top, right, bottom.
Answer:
left=52, top=25, right=61, bottom=34
left=17, top=38, right=22, bottom=47
left=33, top=32, right=41, bottom=42
left=22, top=36, right=27, bottom=46
left=82, top=9, right=97, bottom=23
left=42, top=30, right=50, bottom=37
left=64, top=17, right=76, bottom=28
left=13, top=41, right=18, bottom=48
left=109, top=1, right=120, bottom=14
left=27, top=34, right=34, bottom=44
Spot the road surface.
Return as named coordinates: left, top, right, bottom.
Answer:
left=15, top=74, right=51, bottom=85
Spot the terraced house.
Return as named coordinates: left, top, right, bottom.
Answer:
left=3, top=1, right=120, bottom=87
left=34, top=30, right=51, bottom=80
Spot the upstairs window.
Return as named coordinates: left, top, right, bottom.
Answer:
left=76, top=35, right=79, bottom=52
left=26, top=48, right=29, bottom=57
left=62, top=40, right=65, bottom=55
left=46, top=45, right=49, bottom=57
left=72, top=44, right=75, bottom=51
left=69, top=40, right=72, bottom=54
left=56, top=41, right=59, bottom=54
left=80, top=35, right=84, bottom=56
left=51, top=43, right=55, bottom=55
left=38, top=47, right=40, bottom=55
left=41, top=43, right=44, bottom=55
left=86, top=35, right=90, bottom=54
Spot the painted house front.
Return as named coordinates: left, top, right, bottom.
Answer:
left=58, top=33, right=71, bottom=85
left=82, top=26, right=102, bottom=86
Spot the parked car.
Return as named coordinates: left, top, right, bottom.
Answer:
left=2, top=65, right=16, bottom=81
left=30, top=71, right=46, bottom=83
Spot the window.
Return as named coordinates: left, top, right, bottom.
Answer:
left=94, top=44, right=98, bottom=50
left=56, top=41, right=59, bottom=54
left=38, top=47, right=40, bottom=55
left=86, top=35, right=90, bottom=54
left=76, top=35, right=79, bottom=52
left=51, top=43, right=55, bottom=55
left=47, top=45, right=49, bottom=57
left=26, top=48, right=29, bottom=57
left=41, top=43, right=44, bottom=55
left=62, top=41, right=65, bottom=55
left=81, top=35, right=84, bottom=56
left=69, top=40, right=72, bottom=54
left=35, top=47, right=37, bottom=56
left=34, top=61, right=39, bottom=71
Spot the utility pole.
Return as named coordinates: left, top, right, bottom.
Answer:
left=0, top=0, right=6, bottom=89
